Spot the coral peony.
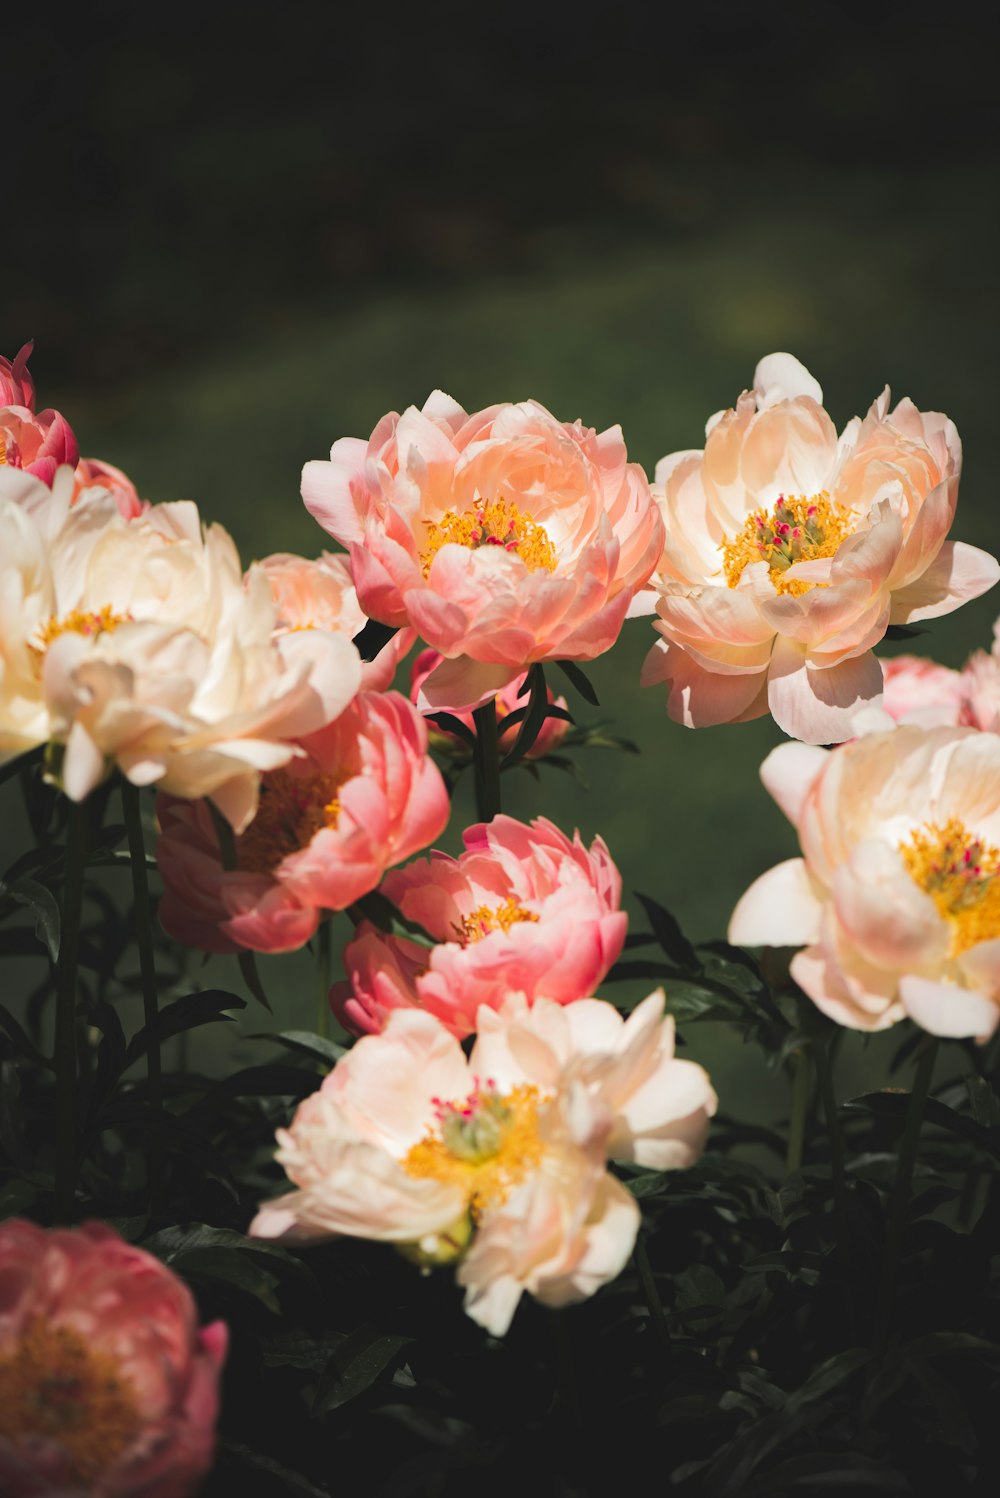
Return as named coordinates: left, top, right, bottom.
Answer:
left=72, top=454, right=147, bottom=520
left=302, top=391, right=663, bottom=709
left=251, top=993, right=715, bottom=1335
left=331, top=815, right=626, bottom=1038
left=409, top=647, right=570, bottom=759
left=258, top=549, right=413, bottom=690
left=157, top=690, right=450, bottom=953
left=0, top=479, right=361, bottom=827
left=730, top=725, right=1000, bottom=1041
left=642, top=353, right=998, bottom=744
left=879, top=654, right=967, bottom=728
left=0, top=1219, right=226, bottom=1497
left=1, top=342, right=79, bottom=489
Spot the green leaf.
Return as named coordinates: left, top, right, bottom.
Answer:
left=554, top=658, right=600, bottom=705
left=348, top=890, right=437, bottom=949
left=144, top=1223, right=317, bottom=1311
left=883, top=624, right=927, bottom=641
left=0, top=1002, right=52, bottom=1069
left=844, top=1090, right=1000, bottom=1160
left=218, top=1440, right=331, bottom=1498
left=425, top=711, right=477, bottom=751
left=744, top=1452, right=908, bottom=1491
left=237, top=950, right=272, bottom=1011
left=250, top=1029, right=347, bottom=1066
left=352, top=618, right=398, bottom=661
left=0, top=876, right=60, bottom=963
left=635, top=892, right=700, bottom=973
left=501, top=663, right=549, bottom=766
left=965, top=1073, right=1000, bottom=1127
left=784, top=1347, right=872, bottom=1414
left=312, top=1323, right=414, bottom=1414
left=123, top=989, right=245, bottom=1068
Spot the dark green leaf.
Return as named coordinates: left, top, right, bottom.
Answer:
left=0, top=877, right=60, bottom=962
left=0, top=1002, right=52, bottom=1069
left=554, top=658, right=600, bottom=705
left=123, top=990, right=245, bottom=1068
left=351, top=618, right=398, bottom=660
left=348, top=891, right=437, bottom=949
left=426, top=712, right=477, bottom=750
left=237, top=950, right=272, bottom=1011
left=312, top=1323, right=414, bottom=1414
left=883, top=624, right=927, bottom=641
left=219, top=1440, right=331, bottom=1498
left=501, top=664, right=549, bottom=766
left=250, top=1030, right=347, bottom=1067
left=744, top=1452, right=908, bottom=1491
left=635, top=892, right=699, bottom=972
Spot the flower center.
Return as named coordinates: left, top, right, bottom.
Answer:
left=402, top=1081, right=544, bottom=1219
left=237, top=768, right=344, bottom=874
left=0, top=436, right=7, bottom=464
left=899, top=817, right=1000, bottom=956
left=0, top=1321, right=141, bottom=1483
left=457, top=897, right=540, bottom=944
left=721, top=492, right=853, bottom=596
left=34, top=605, right=131, bottom=651
left=420, top=497, right=557, bottom=577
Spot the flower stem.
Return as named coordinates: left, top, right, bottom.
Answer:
left=54, top=800, right=87, bottom=1223
left=786, top=1047, right=809, bottom=1174
left=122, top=780, right=163, bottom=1222
left=815, top=1033, right=847, bottom=1241
left=472, top=698, right=501, bottom=821
left=315, top=918, right=332, bottom=1038
left=633, top=1229, right=670, bottom=1346
left=873, top=1036, right=938, bottom=1354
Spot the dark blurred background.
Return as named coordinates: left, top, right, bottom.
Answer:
left=6, top=0, right=1000, bottom=1108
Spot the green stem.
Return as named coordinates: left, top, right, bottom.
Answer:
left=786, top=1047, right=809, bottom=1174
left=315, top=919, right=332, bottom=1039
left=633, top=1230, right=670, bottom=1346
left=874, top=1037, right=938, bottom=1353
left=54, top=800, right=87, bottom=1223
left=122, top=780, right=163, bottom=1221
left=471, top=699, right=501, bottom=821
left=815, top=1034, right=847, bottom=1239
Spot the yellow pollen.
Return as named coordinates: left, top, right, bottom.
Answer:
left=0, top=1321, right=141, bottom=1483
left=721, top=492, right=853, bottom=596
left=34, top=605, right=131, bottom=650
left=237, top=768, right=344, bottom=874
left=0, top=436, right=7, bottom=465
left=457, top=897, right=540, bottom=944
left=420, top=497, right=557, bottom=577
left=899, top=816, right=1000, bottom=957
left=403, top=1083, right=545, bottom=1219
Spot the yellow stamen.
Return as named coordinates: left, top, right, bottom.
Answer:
left=34, top=605, right=131, bottom=650
left=0, top=436, right=7, bottom=465
left=403, top=1083, right=544, bottom=1219
left=900, top=816, right=1000, bottom=957
left=457, top=897, right=539, bottom=944
left=0, top=1321, right=140, bottom=1483
left=420, top=497, right=557, bottom=577
left=721, top=492, right=853, bottom=596
left=237, top=768, right=343, bottom=874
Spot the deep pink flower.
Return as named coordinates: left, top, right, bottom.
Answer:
left=302, top=392, right=663, bottom=709
left=332, top=815, right=627, bottom=1038
left=409, top=647, right=570, bottom=759
left=157, top=690, right=450, bottom=953
left=0, top=1219, right=226, bottom=1498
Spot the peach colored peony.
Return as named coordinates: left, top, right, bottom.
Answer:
left=258, top=549, right=414, bottom=690
left=0, top=479, right=362, bottom=827
left=302, top=392, right=664, bottom=709
left=331, top=815, right=627, bottom=1038
left=879, top=654, right=968, bottom=728
left=72, top=454, right=146, bottom=520
left=156, top=690, right=450, bottom=953
left=409, top=647, right=570, bottom=759
left=729, top=725, right=1000, bottom=1041
left=251, top=993, right=716, bottom=1335
left=0, top=1218, right=226, bottom=1497
left=642, top=353, right=998, bottom=744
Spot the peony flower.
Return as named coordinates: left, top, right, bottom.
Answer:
left=880, top=654, right=967, bottom=728
left=0, top=1218, right=226, bottom=1497
left=258, top=549, right=413, bottom=690
left=301, top=391, right=664, bottom=710
left=331, top=815, right=627, bottom=1038
left=642, top=353, right=999, bottom=744
left=251, top=993, right=716, bottom=1335
left=72, top=454, right=147, bottom=520
left=729, top=725, right=1000, bottom=1041
left=409, top=647, right=570, bottom=759
left=156, top=690, right=450, bottom=953
left=0, top=477, right=362, bottom=828
left=1, top=342, right=79, bottom=489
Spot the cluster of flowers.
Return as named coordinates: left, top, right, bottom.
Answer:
left=3, top=343, right=1000, bottom=1492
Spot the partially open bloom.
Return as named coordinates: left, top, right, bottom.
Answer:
left=0, top=478, right=361, bottom=827
left=409, top=647, right=569, bottom=759
left=331, top=815, right=627, bottom=1037
left=157, top=690, right=450, bottom=953
left=642, top=353, right=998, bottom=744
left=1, top=342, right=78, bottom=488
left=880, top=654, right=968, bottom=728
left=0, top=1219, right=226, bottom=1497
left=72, top=455, right=146, bottom=520
left=730, top=725, right=1000, bottom=1041
left=251, top=993, right=716, bottom=1335
left=302, top=392, right=664, bottom=709
left=258, top=550, right=413, bottom=690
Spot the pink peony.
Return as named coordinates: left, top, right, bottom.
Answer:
left=251, top=993, right=716, bottom=1336
left=880, top=654, right=967, bottom=727
left=409, top=647, right=570, bottom=759
left=331, top=815, right=627, bottom=1038
left=72, top=455, right=147, bottom=520
left=157, top=689, right=450, bottom=953
left=302, top=392, right=664, bottom=709
left=730, top=725, right=1000, bottom=1042
left=258, top=550, right=414, bottom=691
left=642, top=353, right=998, bottom=744
left=0, top=1219, right=226, bottom=1498
left=1, top=342, right=79, bottom=489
